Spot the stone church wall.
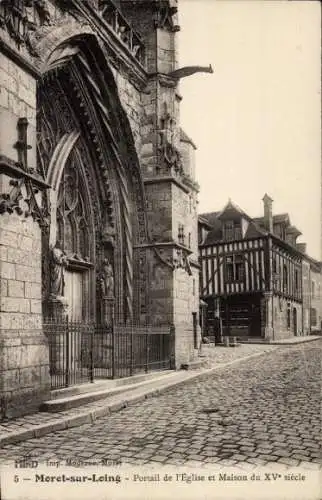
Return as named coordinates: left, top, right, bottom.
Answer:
left=0, top=46, right=51, bottom=417
left=112, top=70, right=142, bottom=154
left=0, top=53, right=37, bottom=165
left=0, top=210, right=50, bottom=418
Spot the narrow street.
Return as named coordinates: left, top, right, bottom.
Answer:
left=1, top=341, right=321, bottom=470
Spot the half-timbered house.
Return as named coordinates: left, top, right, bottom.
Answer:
left=199, top=195, right=321, bottom=341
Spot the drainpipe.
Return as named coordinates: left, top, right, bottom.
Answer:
left=301, top=263, right=304, bottom=336
left=271, top=291, right=274, bottom=340
left=309, top=266, right=312, bottom=334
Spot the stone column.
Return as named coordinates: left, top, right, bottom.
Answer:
left=102, top=297, right=115, bottom=325
left=46, top=296, right=69, bottom=378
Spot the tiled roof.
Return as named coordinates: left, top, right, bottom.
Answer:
left=253, top=213, right=290, bottom=225
left=200, top=206, right=265, bottom=245
left=286, top=225, right=302, bottom=236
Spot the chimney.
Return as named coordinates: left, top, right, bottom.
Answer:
left=296, top=242, right=307, bottom=254
left=262, top=194, right=273, bottom=233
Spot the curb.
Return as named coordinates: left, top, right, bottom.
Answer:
left=1, top=343, right=315, bottom=447
left=238, top=336, right=321, bottom=346
left=266, top=337, right=322, bottom=345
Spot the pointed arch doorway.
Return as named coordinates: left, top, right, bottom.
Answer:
left=37, top=34, right=167, bottom=387
left=55, top=147, right=95, bottom=322
left=38, top=34, right=150, bottom=326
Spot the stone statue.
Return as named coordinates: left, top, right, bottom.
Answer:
left=102, top=222, right=115, bottom=248
left=100, top=258, right=114, bottom=298
left=50, top=240, right=68, bottom=297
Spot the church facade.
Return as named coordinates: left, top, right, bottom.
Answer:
left=0, top=0, right=210, bottom=419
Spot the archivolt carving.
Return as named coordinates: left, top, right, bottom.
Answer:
left=38, top=34, right=149, bottom=322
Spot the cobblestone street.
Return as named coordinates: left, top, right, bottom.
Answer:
left=1, top=341, right=321, bottom=470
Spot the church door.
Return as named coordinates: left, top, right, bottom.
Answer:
left=56, top=153, right=94, bottom=322
left=64, top=271, right=83, bottom=321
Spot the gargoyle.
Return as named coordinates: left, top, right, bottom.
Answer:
left=168, top=65, right=214, bottom=80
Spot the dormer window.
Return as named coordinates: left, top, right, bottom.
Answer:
left=281, top=225, right=286, bottom=241
left=235, top=225, right=242, bottom=240
left=223, top=220, right=241, bottom=241
left=224, top=221, right=234, bottom=240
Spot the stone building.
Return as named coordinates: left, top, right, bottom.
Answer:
left=302, top=255, right=322, bottom=335
left=0, top=0, right=212, bottom=419
left=199, top=195, right=322, bottom=341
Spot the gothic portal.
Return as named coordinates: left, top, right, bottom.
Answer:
left=37, top=36, right=149, bottom=325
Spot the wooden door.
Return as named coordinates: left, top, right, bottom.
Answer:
left=64, top=270, right=83, bottom=321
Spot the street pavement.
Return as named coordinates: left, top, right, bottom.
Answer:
left=1, top=341, right=321, bottom=470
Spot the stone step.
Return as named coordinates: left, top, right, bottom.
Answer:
left=49, top=371, right=167, bottom=400
left=40, top=371, right=176, bottom=413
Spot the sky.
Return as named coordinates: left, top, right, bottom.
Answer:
left=178, top=0, right=321, bottom=260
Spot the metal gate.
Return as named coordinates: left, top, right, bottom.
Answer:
left=44, top=318, right=174, bottom=389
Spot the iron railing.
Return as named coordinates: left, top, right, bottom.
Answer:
left=44, top=318, right=173, bottom=389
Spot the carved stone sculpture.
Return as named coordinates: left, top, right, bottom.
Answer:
left=168, top=65, right=214, bottom=80
left=100, top=258, right=114, bottom=298
left=158, top=103, right=183, bottom=172
left=102, top=222, right=115, bottom=248
left=50, top=240, right=68, bottom=297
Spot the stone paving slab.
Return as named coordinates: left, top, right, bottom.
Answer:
left=0, top=344, right=277, bottom=446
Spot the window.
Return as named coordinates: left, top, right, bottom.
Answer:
left=295, top=270, right=299, bottom=291
left=223, top=220, right=242, bottom=241
left=226, top=256, right=234, bottom=282
left=178, top=224, right=185, bottom=245
left=311, top=281, right=315, bottom=299
left=281, top=225, right=286, bottom=240
left=283, top=264, right=288, bottom=291
left=224, top=221, right=234, bottom=241
left=287, top=303, right=291, bottom=329
left=310, top=308, right=317, bottom=327
left=225, top=254, right=244, bottom=282
left=235, top=225, right=242, bottom=240
left=235, top=254, right=244, bottom=281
